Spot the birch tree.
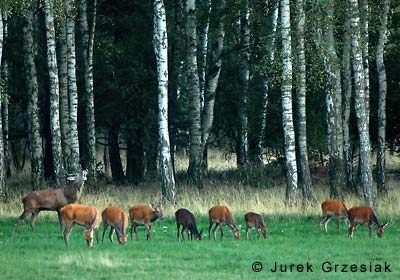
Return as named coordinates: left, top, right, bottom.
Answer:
left=153, top=0, right=176, bottom=204
left=294, top=0, right=313, bottom=203
left=251, top=1, right=278, bottom=165
left=360, top=0, right=370, bottom=123
left=65, top=0, right=80, bottom=173
left=237, top=0, right=250, bottom=167
left=44, top=0, right=63, bottom=184
left=349, top=0, right=376, bottom=207
left=201, top=0, right=226, bottom=172
left=186, top=0, right=202, bottom=184
left=57, top=20, right=70, bottom=168
left=23, top=0, right=43, bottom=187
left=79, top=0, right=97, bottom=178
left=2, top=14, right=9, bottom=177
left=323, top=2, right=344, bottom=199
left=280, top=0, right=298, bottom=205
left=376, top=0, right=390, bottom=194
left=0, top=9, right=4, bottom=201
left=341, top=3, right=356, bottom=193
left=198, top=0, right=211, bottom=110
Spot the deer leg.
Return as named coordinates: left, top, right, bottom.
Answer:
left=102, top=223, right=109, bottom=243
left=213, top=223, right=219, bottom=241
left=219, top=224, right=224, bottom=241
left=246, top=226, right=250, bottom=240
left=133, top=225, right=139, bottom=241
left=181, top=227, right=185, bottom=240
left=109, top=227, right=115, bottom=243
left=145, top=224, right=151, bottom=240
left=319, top=215, right=328, bottom=227
left=57, top=210, right=63, bottom=233
left=257, top=228, right=261, bottom=240
left=324, top=217, right=332, bottom=233
left=368, top=225, right=372, bottom=237
left=29, top=210, right=39, bottom=232
left=187, top=229, right=190, bottom=240
left=348, top=223, right=355, bottom=239
left=95, top=228, right=100, bottom=244
left=63, top=224, right=73, bottom=247
left=208, top=222, right=213, bottom=240
left=130, top=223, right=134, bottom=240
left=177, top=224, right=180, bottom=241
left=14, top=210, right=31, bottom=234
left=336, top=218, right=340, bottom=231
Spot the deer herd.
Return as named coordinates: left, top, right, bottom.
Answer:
left=12, top=170, right=390, bottom=247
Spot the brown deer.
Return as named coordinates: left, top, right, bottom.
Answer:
left=208, top=206, right=241, bottom=241
left=60, top=204, right=102, bottom=248
left=129, top=200, right=164, bottom=240
left=244, top=212, right=267, bottom=240
left=347, top=206, right=389, bottom=239
left=14, top=169, right=88, bottom=233
left=175, top=208, right=202, bottom=241
left=320, top=199, right=349, bottom=232
left=101, top=206, right=129, bottom=244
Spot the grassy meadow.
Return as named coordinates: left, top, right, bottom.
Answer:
left=1, top=151, right=400, bottom=279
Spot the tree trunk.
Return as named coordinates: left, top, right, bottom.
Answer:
left=44, top=0, right=63, bottom=184
left=23, top=0, right=43, bottom=188
left=237, top=0, right=250, bottom=168
left=56, top=20, right=70, bottom=170
left=108, top=125, right=125, bottom=184
left=324, top=2, right=344, bottom=199
left=79, top=0, right=97, bottom=179
left=198, top=0, right=211, bottom=111
left=360, top=0, right=370, bottom=124
left=66, top=0, right=80, bottom=173
left=251, top=1, right=278, bottom=166
left=201, top=0, right=226, bottom=172
left=341, top=4, right=356, bottom=193
left=280, top=0, right=298, bottom=205
left=376, top=0, right=390, bottom=195
left=294, top=0, right=313, bottom=204
left=0, top=9, right=5, bottom=201
left=349, top=0, right=376, bottom=207
left=2, top=14, right=10, bottom=177
left=186, top=0, right=203, bottom=185
left=126, top=135, right=144, bottom=185
left=153, top=0, right=176, bottom=204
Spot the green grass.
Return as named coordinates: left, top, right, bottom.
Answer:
left=1, top=214, right=399, bottom=280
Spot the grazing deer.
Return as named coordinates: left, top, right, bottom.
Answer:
left=347, top=206, right=389, bottom=239
left=320, top=199, right=349, bottom=232
left=244, top=212, right=267, bottom=240
left=208, top=206, right=241, bottom=241
left=101, top=206, right=129, bottom=244
left=175, top=208, right=202, bottom=241
left=14, top=170, right=88, bottom=233
left=129, top=200, right=164, bottom=240
left=60, top=204, right=102, bottom=248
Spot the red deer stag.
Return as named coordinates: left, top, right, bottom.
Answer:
left=129, top=200, right=164, bottom=240
left=208, top=206, right=241, bottom=241
left=175, top=208, right=202, bottom=241
left=320, top=199, right=349, bottom=232
left=244, top=212, right=267, bottom=240
left=60, top=204, right=102, bottom=248
left=347, top=206, right=389, bottom=239
left=14, top=170, right=88, bottom=233
left=101, top=206, right=129, bottom=244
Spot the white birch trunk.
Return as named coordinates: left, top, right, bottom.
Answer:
left=0, top=9, right=5, bottom=200
left=56, top=20, right=70, bottom=169
left=376, top=0, right=390, bottom=194
left=201, top=0, right=226, bottom=169
left=280, top=0, right=298, bottom=205
left=198, top=0, right=211, bottom=111
left=186, top=0, right=203, bottom=184
left=294, top=0, right=313, bottom=203
left=360, top=0, right=370, bottom=124
left=238, top=0, right=250, bottom=167
left=79, top=0, right=97, bottom=178
left=44, top=0, right=63, bottom=184
left=23, top=0, right=43, bottom=187
left=349, top=0, right=376, bottom=207
left=153, top=0, right=176, bottom=204
left=65, top=0, right=80, bottom=173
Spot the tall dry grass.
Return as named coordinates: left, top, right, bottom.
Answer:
left=2, top=150, right=399, bottom=219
